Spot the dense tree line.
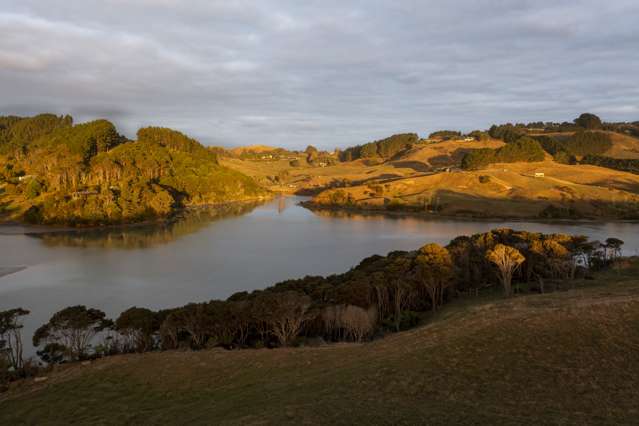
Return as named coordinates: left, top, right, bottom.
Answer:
left=0, top=115, right=268, bottom=226
left=461, top=137, right=545, bottom=170
left=487, top=113, right=606, bottom=139
left=603, top=122, right=639, bottom=138
left=0, top=114, right=73, bottom=156
left=581, top=155, right=639, bottom=175
left=428, top=130, right=461, bottom=140
left=340, top=133, right=418, bottom=162
left=533, top=131, right=612, bottom=158
left=1, top=229, right=624, bottom=388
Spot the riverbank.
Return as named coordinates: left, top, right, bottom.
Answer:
left=0, top=266, right=26, bottom=278
left=3, top=259, right=639, bottom=424
left=0, top=196, right=273, bottom=234
left=300, top=200, right=639, bottom=224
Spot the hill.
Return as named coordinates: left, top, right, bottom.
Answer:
left=0, top=115, right=270, bottom=226
left=389, top=137, right=505, bottom=169
left=306, top=160, right=639, bottom=219
left=2, top=259, right=639, bottom=424
left=604, top=131, right=639, bottom=159
left=230, top=145, right=282, bottom=155
left=221, top=137, right=506, bottom=195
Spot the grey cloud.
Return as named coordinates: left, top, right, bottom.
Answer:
left=1, top=1, right=638, bottom=149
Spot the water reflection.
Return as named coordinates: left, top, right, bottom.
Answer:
left=2, top=195, right=639, bottom=357
left=27, top=201, right=264, bottom=249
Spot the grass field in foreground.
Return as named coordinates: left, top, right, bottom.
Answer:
left=2, top=261, right=639, bottom=425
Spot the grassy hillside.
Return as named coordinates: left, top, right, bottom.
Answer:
left=308, top=160, right=639, bottom=219
left=2, top=260, right=639, bottom=425
left=390, top=138, right=505, bottom=169
left=604, top=131, right=639, bottom=159
left=221, top=137, right=504, bottom=194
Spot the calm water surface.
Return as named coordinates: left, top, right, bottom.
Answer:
left=2, top=196, right=639, bottom=354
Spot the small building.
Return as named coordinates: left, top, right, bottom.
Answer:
left=534, top=172, right=545, bottom=178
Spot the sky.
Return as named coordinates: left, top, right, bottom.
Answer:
left=1, top=1, right=638, bottom=149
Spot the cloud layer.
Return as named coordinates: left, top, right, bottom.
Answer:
left=1, top=1, right=638, bottom=148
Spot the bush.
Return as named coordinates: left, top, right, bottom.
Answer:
left=552, top=151, right=576, bottom=165
left=24, top=179, right=43, bottom=199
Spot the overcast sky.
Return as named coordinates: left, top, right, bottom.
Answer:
left=1, top=1, right=638, bottom=149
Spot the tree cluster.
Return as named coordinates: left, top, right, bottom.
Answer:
left=340, top=133, right=418, bottom=162
left=428, top=130, right=461, bottom=140
left=581, top=155, right=639, bottom=175
left=461, top=137, right=545, bottom=170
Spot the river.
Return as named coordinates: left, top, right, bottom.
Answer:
left=1, top=196, right=638, bottom=355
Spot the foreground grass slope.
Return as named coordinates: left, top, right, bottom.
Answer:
left=3, top=262, right=639, bottom=425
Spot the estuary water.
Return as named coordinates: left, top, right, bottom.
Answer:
left=1, top=196, right=638, bottom=354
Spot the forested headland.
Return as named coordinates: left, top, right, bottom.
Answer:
left=0, top=114, right=269, bottom=226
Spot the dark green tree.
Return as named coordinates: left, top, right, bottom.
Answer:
left=33, top=306, right=112, bottom=361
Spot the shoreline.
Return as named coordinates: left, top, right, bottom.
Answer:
left=0, top=195, right=273, bottom=235
left=299, top=200, right=639, bottom=225
left=0, top=266, right=27, bottom=278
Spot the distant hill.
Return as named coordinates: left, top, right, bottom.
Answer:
left=230, top=144, right=282, bottom=155
left=0, top=115, right=269, bottom=226
left=604, top=131, right=639, bottom=159
left=390, top=138, right=504, bottom=169
left=307, top=160, right=639, bottom=219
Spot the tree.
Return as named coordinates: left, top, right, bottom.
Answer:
left=415, top=244, right=453, bottom=311
left=382, top=255, right=416, bottom=331
left=115, top=307, right=159, bottom=353
left=257, top=291, right=311, bottom=346
left=0, top=308, right=30, bottom=370
left=486, top=244, right=525, bottom=297
left=574, top=113, right=602, bottom=130
left=604, top=238, right=624, bottom=262
left=33, top=306, right=112, bottom=361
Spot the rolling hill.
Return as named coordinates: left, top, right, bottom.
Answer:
left=307, top=160, right=639, bottom=219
